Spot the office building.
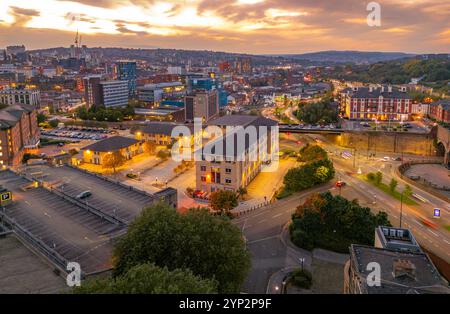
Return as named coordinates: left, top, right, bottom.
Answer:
left=344, top=226, right=450, bottom=294
left=0, top=87, right=40, bottom=107
left=84, top=77, right=129, bottom=108
left=100, top=80, right=129, bottom=108
left=339, top=86, right=412, bottom=120
left=195, top=115, right=278, bottom=194
left=115, top=61, right=137, bottom=96
left=184, top=90, right=219, bottom=122
left=137, top=82, right=185, bottom=105
left=235, top=57, right=252, bottom=75
left=0, top=104, right=40, bottom=166
left=81, top=136, right=142, bottom=165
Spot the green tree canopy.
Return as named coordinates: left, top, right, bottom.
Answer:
left=73, top=263, right=217, bottom=294
left=113, top=204, right=251, bottom=293
left=290, top=192, right=391, bottom=253
left=210, top=190, right=238, bottom=213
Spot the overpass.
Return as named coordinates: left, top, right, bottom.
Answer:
left=436, top=125, right=450, bottom=167
left=278, top=124, right=344, bottom=135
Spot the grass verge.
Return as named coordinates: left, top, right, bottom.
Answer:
left=360, top=175, right=418, bottom=206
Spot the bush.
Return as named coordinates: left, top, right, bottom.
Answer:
left=289, top=268, right=312, bottom=289
left=275, top=187, right=293, bottom=199
left=126, top=173, right=138, bottom=179
left=366, top=172, right=375, bottom=181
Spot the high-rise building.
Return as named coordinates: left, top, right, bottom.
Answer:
left=235, top=57, right=252, bottom=75
left=184, top=90, right=219, bottom=122
left=115, top=61, right=137, bottom=97
left=0, top=103, right=40, bottom=166
left=100, top=80, right=129, bottom=108
left=84, top=76, right=128, bottom=108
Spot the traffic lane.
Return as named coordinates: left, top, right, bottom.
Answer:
left=336, top=170, right=450, bottom=261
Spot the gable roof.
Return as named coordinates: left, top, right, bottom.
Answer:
left=208, top=114, right=278, bottom=127
left=81, top=136, right=139, bottom=152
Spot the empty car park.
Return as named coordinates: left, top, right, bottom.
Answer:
left=21, top=165, right=159, bottom=223
left=0, top=170, right=122, bottom=274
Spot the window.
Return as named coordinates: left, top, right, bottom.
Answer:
left=201, top=176, right=206, bottom=182
left=225, top=178, right=232, bottom=184
left=200, top=166, right=206, bottom=171
left=225, top=168, right=231, bottom=173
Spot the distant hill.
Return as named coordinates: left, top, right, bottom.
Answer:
left=277, top=51, right=415, bottom=64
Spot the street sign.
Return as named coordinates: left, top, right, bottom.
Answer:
left=433, top=208, right=441, bottom=218
left=0, top=191, right=12, bottom=206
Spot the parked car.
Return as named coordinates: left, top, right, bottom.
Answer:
left=76, top=191, right=92, bottom=199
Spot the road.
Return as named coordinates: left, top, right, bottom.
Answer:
left=234, top=132, right=450, bottom=293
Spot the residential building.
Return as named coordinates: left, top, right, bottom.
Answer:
left=134, top=122, right=200, bottom=146
left=344, top=226, right=450, bottom=294
left=83, top=76, right=102, bottom=108
left=81, top=136, right=142, bottom=165
left=0, top=104, right=40, bottom=166
left=195, top=115, right=278, bottom=194
left=339, top=86, right=412, bottom=121
left=411, top=103, right=430, bottom=117
left=0, top=87, right=40, bottom=107
left=185, top=90, right=219, bottom=122
left=115, top=61, right=137, bottom=96
left=235, top=57, right=252, bottom=75
left=429, top=99, right=450, bottom=123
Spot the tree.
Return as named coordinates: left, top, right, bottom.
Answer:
left=389, top=178, right=398, bottom=193
left=143, top=141, right=156, bottom=155
left=156, top=150, right=170, bottom=160
left=73, top=263, right=217, bottom=294
left=289, top=192, right=391, bottom=253
left=37, top=113, right=47, bottom=124
left=374, top=171, right=383, bottom=186
left=209, top=190, right=238, bottom=213
left=102, top=151, right=126, bottom=173
left=403, top=184, right=413, bottom=197
left=298, top=144, right=328, bottom=162
left=113, top=203, right=251, bottom=293
left=236, top=187, right=248, bottom=199
left=49, top=119, right=60, bottom=128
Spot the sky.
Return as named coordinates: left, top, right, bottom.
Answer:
left=0, top=0, right=448, bottom=54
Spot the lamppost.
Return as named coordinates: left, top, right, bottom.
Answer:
left=399, top=191, right=404, bottom=228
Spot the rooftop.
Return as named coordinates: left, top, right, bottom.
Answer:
left=81, top=136, right=139, bottom=152
left=350, top=244, right=449, bottom=294
left=208, top=114, right=278, bottom=128
left=0, top=103, right=35, bottom=129
left=135, top=121, right=193, bottom=136
left=341, top=86, right=411, bottom=99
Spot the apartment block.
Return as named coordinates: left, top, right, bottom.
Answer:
left=185, top=90, right=219, bottom=122
left=0, top=87, right=40, bottom=107
left=0, top=103, right=40, bottom=166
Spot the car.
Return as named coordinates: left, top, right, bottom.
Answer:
left=336, top=181, right=346, bottom=188
left=380, top=156, right=390, bottom=162
left=57, top=142, right=64, bottom=147
left=76, top=191, right=92, bottom=199
left=394, top=157, right=402, bottom=161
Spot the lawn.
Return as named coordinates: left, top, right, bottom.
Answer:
left=360, top=176, right=418, bottom=206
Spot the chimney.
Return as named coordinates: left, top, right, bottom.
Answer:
left=388, top=85, right=393, bottom=93
left=369, top=86, right=373, bottom=92
left=381, top=86, right=385, bottom=93
left=392, top=259, right=416, bottom=280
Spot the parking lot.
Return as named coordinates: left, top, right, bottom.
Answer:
left=22, top=165, right=158, bottom=223
left=40, top=126, right=115, bottom=142
left=0, top=170, right=119, bottom=274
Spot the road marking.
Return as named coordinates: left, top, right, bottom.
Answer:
left=428, top=230, right=439, bottom=237
left=246, top=235, right=279, bottom=244
left=272, top=213, right=282, bottom=218
left=444, top=239, right=450, bottom=245
left=257, top=219, right=267, bottom=224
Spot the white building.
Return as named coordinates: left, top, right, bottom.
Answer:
left=0, top=87, right=40, bottom=107
left=100, top=80, right=129, bottom=108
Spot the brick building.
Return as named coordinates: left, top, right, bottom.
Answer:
left=339, top=86, right=412, bottom=121
left=0, top=104, right=40, bottom=166
left=429, top=99, right=450, bottom=123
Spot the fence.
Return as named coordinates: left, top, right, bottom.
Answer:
left=0, top=208, right=71, bottom=277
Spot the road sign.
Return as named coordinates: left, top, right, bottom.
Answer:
left=0, top=191, right=12, bottom=206
left=433, top=208, right=441, bottom=218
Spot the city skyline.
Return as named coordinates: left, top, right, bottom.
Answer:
left=0, top=0, right=449, bottom=54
